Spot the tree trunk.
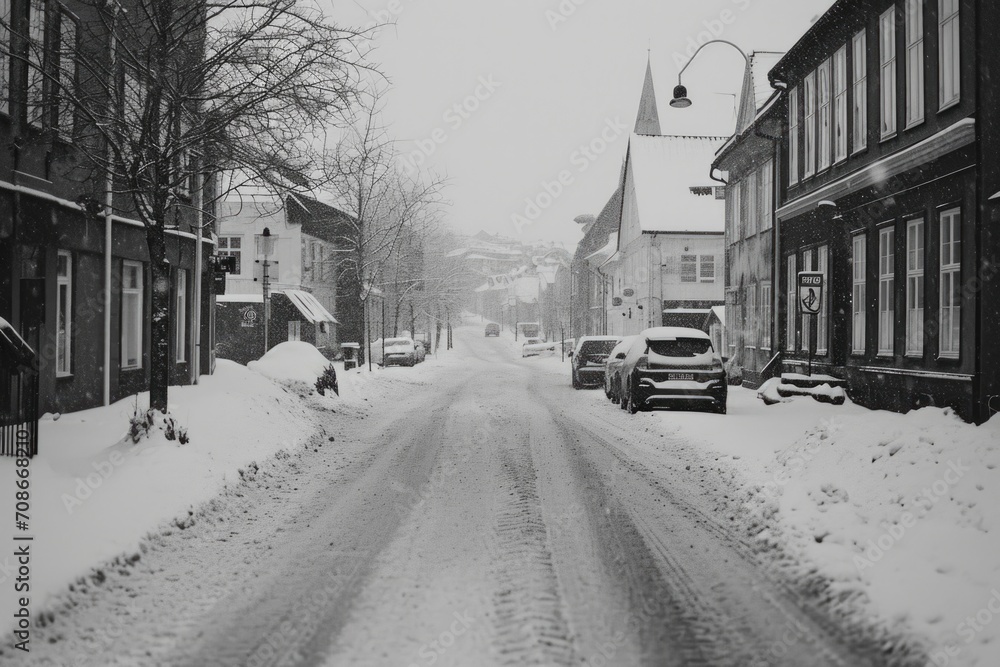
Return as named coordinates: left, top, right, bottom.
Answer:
left=147, top=230, right=171, bottom=412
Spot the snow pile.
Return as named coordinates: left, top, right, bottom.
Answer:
left=742, top=407, right=1000, bottom=666
left=0, top=359, right=319, bottom=636
left=758, top=377, right=847, bottom=405
left=248, top=341, right=333, bottom=389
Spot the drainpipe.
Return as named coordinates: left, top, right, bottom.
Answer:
left=190, top=174, right=203, bottom=385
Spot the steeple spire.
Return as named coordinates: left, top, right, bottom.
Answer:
left=634, top=55, right=661, bottom=136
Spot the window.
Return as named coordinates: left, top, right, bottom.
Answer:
left=27, top=0, right=45, bottom=126
left=760, top=161, right=774, bottom=231
left=878, top=227, right=895, bottom=356
left=788, top=86, right=800, bottom=185
left=905, top=219, right=925, bottom=356
left=745, top=173, right=757, bottom=237
left=939, top=208, right=961, bottom=357
left=56, top=12, right=77, bottom=137
left=761, top=281, right=772, bottom=349
left=804, top=72, right=817, bottom=178
left=699, top=255, right=716, bottom=283
left=880, top=7, right=897, bottom=139
left=175, top=269, right=187, bottom=362
left=852, top=234, right=867, bottom=354
left=122, top=261, right=144, bottom=370
left=288, top=321, right=301, bottom=342
left=817, top=245, right=830, bottom=355
left=318, top=246, right=325, bottom=281
left=681, top=255, right=697, bottom=283
left=834, top=46, right=848, bottom=162
left=905, top=0, right=925, bottom=128
left=852, top=30, right=868, bottom=152
left=0, top=0, right=11, bottom=115
left=217, top=236, right=242, bottom=275
left=731, top=181, right=742, bottom=241
left=56, top=251, right=72, bottom=376
left=801, top=251, right=814, bottom=352
left=746, top=284, right=757, bottom=349
left=817, top=59, right=832, bottom=171
left=786, top=254, right=796, bottom=351
left=939, top=0, right=960, bottom=108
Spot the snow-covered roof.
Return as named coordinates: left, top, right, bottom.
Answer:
left=627, top=134, right=727, bottom=234
left=585, top=232, right=618, bottom=263
left=217, top=294, right=264, bottom=303
left=281, top=290, right=338, bottom=324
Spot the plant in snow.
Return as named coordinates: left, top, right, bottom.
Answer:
left=316, top=365, right=339, bottom=396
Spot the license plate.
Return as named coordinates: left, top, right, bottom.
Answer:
left=670, top=373, right=694, bottom=381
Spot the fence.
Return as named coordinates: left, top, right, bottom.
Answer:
left=0, top=318, right=39, bottom=457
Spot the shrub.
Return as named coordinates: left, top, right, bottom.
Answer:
left=316, top=364, right=339, bottom=396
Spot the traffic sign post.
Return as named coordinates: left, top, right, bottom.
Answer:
left=797, top=271, right=824, bottom=377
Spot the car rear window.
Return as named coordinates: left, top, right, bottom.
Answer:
left=580, top=340, right=619, bottom=355
left=647, top=338, right=712, bottom=357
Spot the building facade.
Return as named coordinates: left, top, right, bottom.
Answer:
left=771, top=0, right=999, bottom=422
left=0, top=0, right=214, bottom=416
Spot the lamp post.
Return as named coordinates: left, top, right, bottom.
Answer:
left=669, top=39, right=749, bottom=109
left=258, top=227, right=276, bottom=355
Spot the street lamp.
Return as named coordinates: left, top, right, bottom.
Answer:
left=669, top=39, right=749, bottom=109
left=259, top=227, right=275, bottom=355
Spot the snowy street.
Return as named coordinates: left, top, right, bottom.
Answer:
left=11, top=326, right=898, bottom=667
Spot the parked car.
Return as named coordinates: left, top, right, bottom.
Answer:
left=570, top=336, right=621, bottom=389
left=618, top=327, right=727, bottom=414
left=376, top=337, right=417, bottom=367
left=604, top=335, right=636, bottom=403
left=521, top=337, right=549, bottom=357
left=485, top=323, right=500, bottom=337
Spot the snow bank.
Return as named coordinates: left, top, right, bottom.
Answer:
left=0, top=360, right=319, bottom=635
left=248, top=341, right=332, bottom=386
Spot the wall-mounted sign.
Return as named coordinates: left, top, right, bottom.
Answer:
left=623, top=288, right=635, bottom=298
left=612, top=296, right=623, bottom=307
left=797, top=271, right=824, bottom=315
left=240, top=305, right=259, bottom=328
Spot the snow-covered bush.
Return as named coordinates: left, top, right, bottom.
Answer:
left=127, top=403, right=189, bottom=444
left=315, top=364, right=339, bottom=396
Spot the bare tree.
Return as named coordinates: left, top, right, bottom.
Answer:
left=4, top=0, right=374, bottom=410
left=323, top=93, right=444, bottom=357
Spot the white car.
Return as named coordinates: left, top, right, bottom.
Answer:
left=371, top=337, right=417, bottom=367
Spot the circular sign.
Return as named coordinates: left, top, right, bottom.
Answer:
left=623, top=288, right=634, bottom=297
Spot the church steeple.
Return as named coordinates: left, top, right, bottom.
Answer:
left=634, top=55, right=661, bottom=136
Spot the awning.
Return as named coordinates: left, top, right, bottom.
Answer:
left=216, top=293, right=264, bottom=303
left=281, top=290, right=338, bottom=324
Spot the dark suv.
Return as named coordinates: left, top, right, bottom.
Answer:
left=485, top=323, right=500, bottom=337
left=619, top=327, right=727, bottom=414
left=570, top=336, right=621, bottom=389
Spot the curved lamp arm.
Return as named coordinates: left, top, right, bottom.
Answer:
left=676, top=39, right=750, bottom=83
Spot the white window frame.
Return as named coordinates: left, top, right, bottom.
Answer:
left=788, top=86, right=800, bottom=186
left=56, top=251, right=72, bottom=376
left=175, top=269, right=187, bottom=363
left=27, top=0, right=46, bottom=127
left=817, top=245, right=830, bottom=355
left=880, top=7, right=898, bottom=139
left=938, top=0, right=960, bottom=109
left=745, top=172, right=757, bottom=237
left=905, top=218, right=925, bottom=356
left=746, top=283, right=757, bottom=350
left=760, top=161, right=774, bottom=231
left=905, top=0, right=925, bottom=128
left=288, top=320, right=301, bottom=342
left=121, top=261, right=144, bottom=370
left=817, top=59, right=832, bottom=172
left=878, top=226, right=896, bottom=356
left=852, top=234, right=867, bottom=354
left=218, top=235, right=243, bottom=276
left=786, top=254, right=797, bottom=352
left=803, top=72, right=817, bottom=178
left=852, top=30, right=868, bottom=153
left=939, top=208, right=961, bottom=358
left=833, top=46, right=848, bottom=163
left=732, top=180, right=742, bottom=240
left=761, top=281, right=772, bottom=350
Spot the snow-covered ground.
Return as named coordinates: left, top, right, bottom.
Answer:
left=523, top=350, right=1000, bottom=666
left=0, top=341, right=455, bottom=640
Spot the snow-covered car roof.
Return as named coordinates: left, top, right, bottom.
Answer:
left=638, top=326, right=710, bottom=341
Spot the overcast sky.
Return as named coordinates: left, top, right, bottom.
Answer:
left=328, top=0, right=836, bottom=250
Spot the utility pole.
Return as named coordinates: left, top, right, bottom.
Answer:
left=259, top=227, right=275, bottom=356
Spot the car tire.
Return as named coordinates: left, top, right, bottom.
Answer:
left=714, top=400, right=727, bottom=415
left=572, top=372, right=582, bottom=389
left=627, top=377, right=642, bottom=414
